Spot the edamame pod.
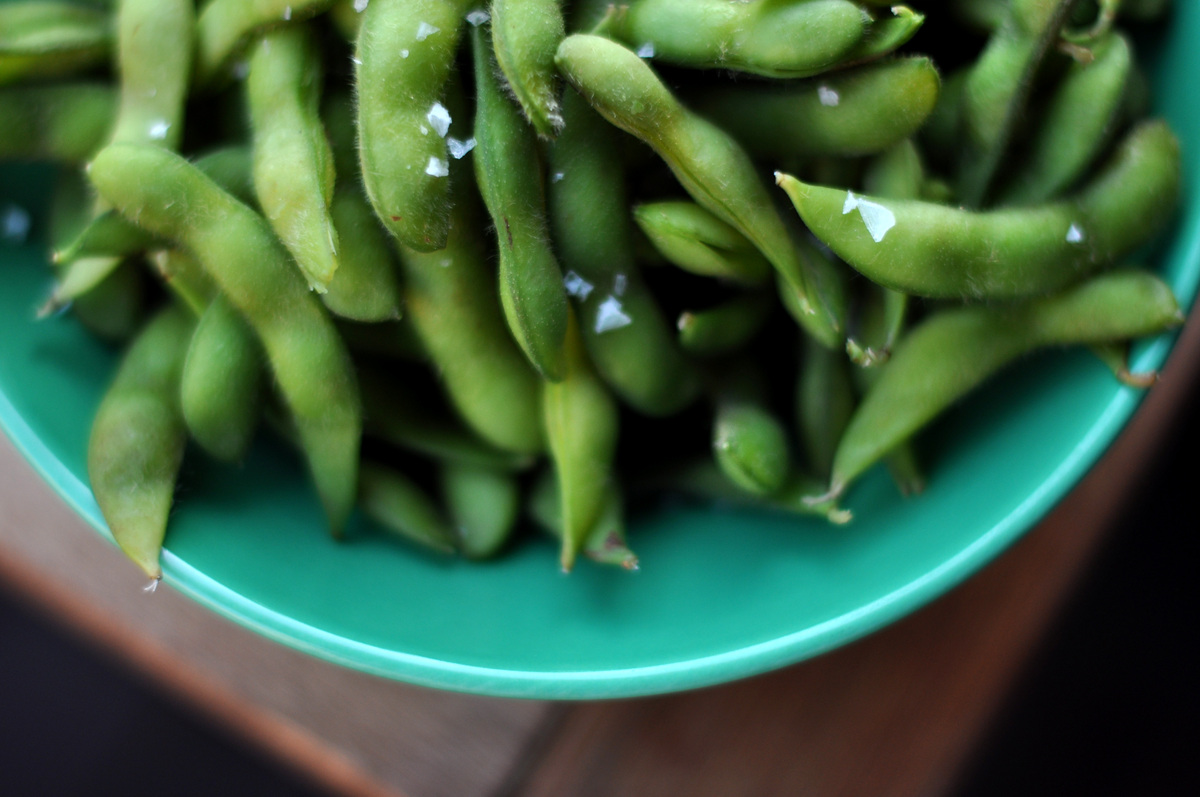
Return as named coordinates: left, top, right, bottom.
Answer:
left=107, top=0, right=194, bottom=151
left=958, top=0, right=1077, bottom=206
left=0, top=83, right=115, bottom=162
left=88, top=305, right=193, bottom=579
left=151, top=248, right=216, bottom=318
left=395, top=176, right=545, bottom=456
left=195, top=0, right=336, bottom=86
left=321, top=186, right=402, bottom=322
left=88, top=143, right=362, bottom=533
left=555, top=34, right=843, bottom=347
left=440, top=463, right=521, bottom=559
left=661, top=460, right=850, bottom=525
left=529, top=472, right=638, bottom=570
left=549, top=88, right=699, bottom=414
left=697, top=57, right=941, bottom=162
left=543, top=312, right=619, bottom=571
left=0, top=2, right=112, bottom=86
left=602, top=0, right=868, bottom=78
left=355, top=0, right=473, bottom=252
left=491, top=0, right=565, bottom=137
left=248, top=25, right=339, bottom=292
left=778, top=120, right=1180, bottom=300
left=677, top=293, right=772, bottom=356
left=796, top=337, right=854, bottom=480
left=473, top=23, right=569, bottom=381
left=181, top=294, right=265, bottom=462
left=840, top=5, right=924, bottom=64
left=359, top=369, right=535, bottom=471
left=359, top=462, right=457, bottom=554
left=825, top=269, right=1184, bottom=498
left=710, top=362, right=792, bottom=497
left=845, top=139, right=921, bottom=366
left=633, top=201, right=771, bottom=286
left=55, top=146, right=255, bottom=268
left=1089, top=341, right=1160, bottom=388
left=999, top=31, right=1133, bottom=205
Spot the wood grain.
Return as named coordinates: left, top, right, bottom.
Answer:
left=0, top=435, right=554, bottom=797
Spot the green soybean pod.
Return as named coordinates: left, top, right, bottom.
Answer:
left=473, top=23, right=569, bottom=381
left=396, top=177, right=545, bottom=457
left=247, top=25, right=338, bottom=292
left=555, top=34, right=843, bottom=348
left=846, top=138, right=922, bottom=366
left=662, top=460, right=851, bottom=525
left=951, top=0, right=1008, bottom=32
left=360, top=371, right=534, bottom=472
left=543, top=312, right=619, bottom=571
left=632, top=201, right=771, bottom=286
left=796, top=337, right=855, bottom=481
left=529, top=472, right=638, bottom=570
left=1122, top=0, right=1171, bottom=21
left=549, top=87, right=699, bottom=414
left=328, top=0, right=363, bottom=39
left=602, top=0, right=867, bottom=78
left=0, top=83, right=115, bottom=162
left=826, top=269, right=1184, bottom=499
left=440, top=462, right=521, bottom=559
left=321, top=186, right=403, bottom=322
left=0, top=1, right=112, bottom=86
left=699, top=58, right=940, bottom=162
left=778, top=120, right=1180, bottom=300
left=677, top=293, right=772, bottom=357
left=713, top=399, right=791, bottom=498
left=355, top=0, right=473, bottom=252
left=69, top=258, right=148, bottom=342
left=54, top=146, right=255, bottom=273
left=107, top=0, right=194, bottom=151
left=37, top=255, right=122, bottom=318
left=491, top=0, right=565, bottom=138
left=358, top=462, right=457, bottom=554
left=1089, top=341, right=1160, bottom=389
left=151, top=247, right=217, bottom=318
left=840, top=4, right=924, bottom=64
left=999, top=31, right=1133, bottom=205
left=181, top=294, right=265, bottom=462
left=88, top=143, right=362, bottom=533
left=958, top=0, right=1077, bottom=206
left=195, top=0, right=335, bottom=85
left=88, top=304, right=193, bottom=580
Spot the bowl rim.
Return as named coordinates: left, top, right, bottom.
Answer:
left=3, top=6, right=1199, bottom=700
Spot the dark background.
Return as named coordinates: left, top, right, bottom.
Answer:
left=0, top=368, right=1196, bottom=797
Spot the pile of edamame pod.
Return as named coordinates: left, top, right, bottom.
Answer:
left=1, top=0, right=1185, bottom=580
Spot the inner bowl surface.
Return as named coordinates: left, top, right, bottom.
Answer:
left=1, top=8, right=1198, bottom=699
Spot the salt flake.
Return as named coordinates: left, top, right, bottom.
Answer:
left=425, top=157, right=449, bottom=177
left=636, top=42, right=656, bottom=58
left=818, top=86, right=840, bottom=107
left=447, top=137, right=476, bottom=159
left=563, top=270, right=594, bottom=300
left=594, top=296, right=633, bottom=333
left=416, top=22, right=440, bottom=41
left=426, top=102, right=452, bottom=137
left=466, top=9, right=490, bottom=27
left=1066, top=223, right=1085, bottom=244
left=842, top=191, right=896, bottom=243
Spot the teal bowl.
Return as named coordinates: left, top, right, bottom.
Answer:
left=3, top=11, right=1199, bottom=700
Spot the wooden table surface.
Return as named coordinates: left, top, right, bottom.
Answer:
left=2, top=306, right=1197, bottom=797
